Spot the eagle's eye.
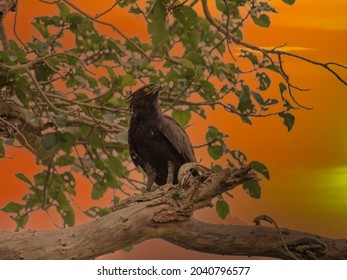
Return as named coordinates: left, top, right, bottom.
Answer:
left=144, top=87, right=150, bottom=93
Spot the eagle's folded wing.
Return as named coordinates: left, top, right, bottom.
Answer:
left=159, top=115, right=196, bottom=163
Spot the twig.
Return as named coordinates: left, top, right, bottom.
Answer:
left=223, top=0, right=236, bottom=61
left=201, top=0, right=347, bottom=87
left=194, top=138, right=219, bottom=149
left=13, top=0, right=27, bottom=49
left=74, top=146, right=94, bottom=186
left=95, top=0, right=119, bottom=19
left=25, top=69, right=71, bottom=114
left=39, top=0, right=58, bottom=4
left=0, top=117, right=36, bottom=153
left=44, top=210, right=63, bottom=229
left=0, top=20, right=9, bottom=50
left=42, top=159, right=52, bottom=210
left=162, top=80, right=194, bottom=113
left=253, top=215, right=300, bottom=260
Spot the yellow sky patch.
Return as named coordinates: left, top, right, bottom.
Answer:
left=276, top=0, right=347, bottom=30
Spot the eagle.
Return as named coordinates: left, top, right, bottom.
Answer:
left=128, top=84, right=196, bottom=191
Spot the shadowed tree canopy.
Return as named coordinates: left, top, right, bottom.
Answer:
left=0, top=0, right=346, bottom=259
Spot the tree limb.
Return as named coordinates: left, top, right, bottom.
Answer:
left=159, top=219, right=347, bottom=260
left=0, top=164, right=346, bottom=260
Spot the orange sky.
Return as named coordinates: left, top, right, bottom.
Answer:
left=0, top=0, right=346, bottom=259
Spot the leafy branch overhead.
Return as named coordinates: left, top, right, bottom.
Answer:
left=0, top=0, right=346, bottom=230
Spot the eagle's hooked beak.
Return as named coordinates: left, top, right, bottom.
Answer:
left=150, top=84, right=162, bottom=95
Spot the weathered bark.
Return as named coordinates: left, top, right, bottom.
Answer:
left=159, top=219, right=347, bottom=260
left=0, top=0, right=17, bottom=20
left=0, top=164, right=346, bottom=260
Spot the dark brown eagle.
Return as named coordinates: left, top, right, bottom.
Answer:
left=128, top=84, right=196, bottom=191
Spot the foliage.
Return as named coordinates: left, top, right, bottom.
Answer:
left=0, top=0, right=344, bottom=230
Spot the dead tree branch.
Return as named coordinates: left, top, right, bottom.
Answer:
left=0, top=164, right=346, bottom=260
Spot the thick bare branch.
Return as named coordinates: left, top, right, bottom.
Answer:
left=0, top=165, right=345, bottom=260
left=159, top=219, right=347, bottom=260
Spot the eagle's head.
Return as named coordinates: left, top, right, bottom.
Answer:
left=128, top=84, right=162, bottom=112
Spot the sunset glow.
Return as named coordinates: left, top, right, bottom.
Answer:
left=0, top=0, right=346, bottom=259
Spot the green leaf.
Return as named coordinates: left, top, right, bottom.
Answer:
left=0, top=139, right=5, bottom=158
left=61, top=208, right=75, bottom=227
left=56, top=115, right=68, bottom=127
left=33, top=62, right=54, bottom=82
left=256, top=72, right=271, bottom=91
left=107, top=156, right=123, bottom=177
left=200, top=80, right=218, bottom=100
left=66, top=13, right=84, bottom=27
left=92, top=182, right=108, bottom=200
left=118, top=74, right=136, bottom=87
left=99, top=76, right=110, bottom=87
left=282, top=0, right=296, bottom=5
left=148, top=1, right=168, bottom=44
left=266, top=64, right=280, bottom=73
left=32, top=22, right=50, bottom=39
left=216, top=200, right=230, bottom=219
left=41, top=132, right=59, bottom=150
left=243, top=179, right=261, bottom=199
left=12, top=213, right=29, bottom=230
left=173, top=6, right=198, bottom=30
left=55, top=191, right=75, bottom=226
left=239, top=50, right=258, bottom=65
left=119, top=0, right=135, bottom=8
left=34, top=171, right=46, bottom=186
left=238, top=85, right=253, bottom=113
left=251, top=91, right=264, bottom=105
left=264, top=99, right=278, bottom=106
left=211, top=164, right=223, bottom=173
left=57, top=132, right=76, bottom=153
left=208, top=145, right=223, bottom=160
left=15, top=173, right=33, bottom=185
left=172, top=110, right=191, bottom=127
left=25, top=194, right=40, bottom=209
left=230, top=150, right=247, bottom=165
left=2, top=202, right=23, bottom=214
left=182, top=58, right=195, bottom=70
left=279, top=82, right=287, bottom=95
left=250, top=161, right=270, bottom=179
left=57, top=2, right=70, bottom=20
left=56, top=155, right=75, bottom=167
left=241, top=115, right=252, bottom=125
left=206, top=126, right=224, bottom=142
left=251, top=14, right=271, bottom=28
left=184, top=51, right=205, bottom=65
left=215, top=0, right=227, bottom=13
left=61, top=172, right=76, bottom=195
left=8, top=40, right=21, bottom=51
left=279, top=112, right=295, bottom=131
left=89, top=134, right=103, bottom=149
left=205, top=126, right=227, bottom=160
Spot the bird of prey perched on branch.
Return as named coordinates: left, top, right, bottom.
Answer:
left=128, top=84, right=196, bottom=191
